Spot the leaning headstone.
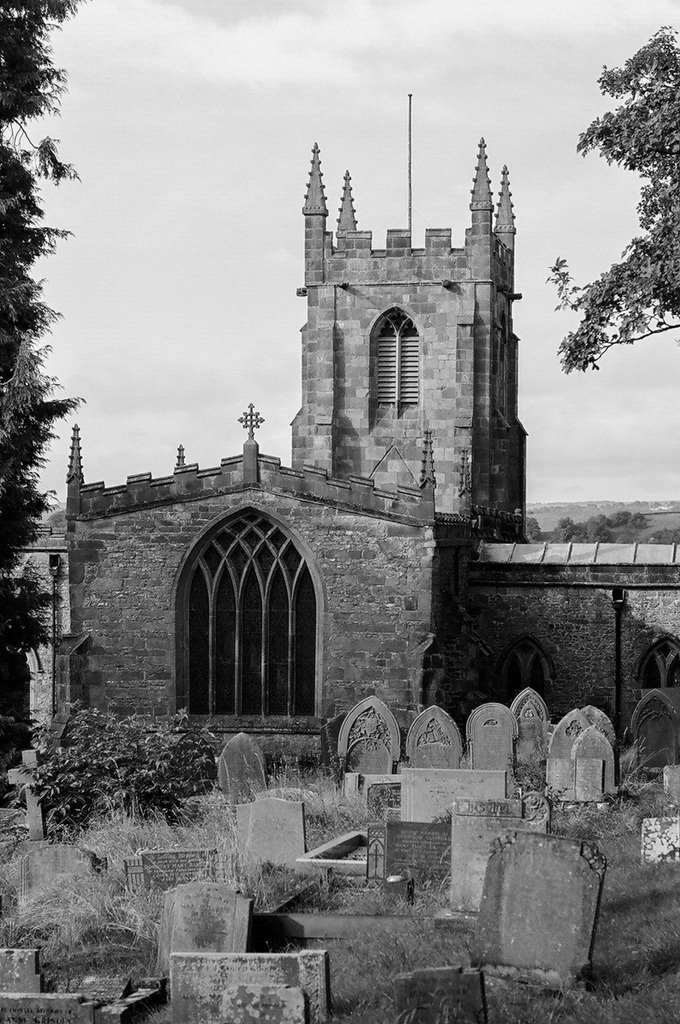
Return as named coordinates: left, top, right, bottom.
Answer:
left=510, top=688, right=549, bottom=762
left=219, top=985, right=306, bottom=1024
left=548, top=709, right=591, bottom=761
left=337, top=696, right=401, bottom=774
left=217, top=733, right=267, bottom=803
left=471, top=832, right=607, bottom=988
left=169, top=950, right=330, bottom=1024
left=157, top=883, right=253, bottom=974
left=581, top=706, right=616, bottom=745
left=405, top=706, right=462, bottom=769
left=572, top=726, right=616, bottom=795
left=466, top=703, right=517, bottom=773
left=450, top=793, right=550, bottom=913
left=367, top=822, right=450, bottom=882
left=236, top=798, right=306, bottom=867
left=7, top=750, right=45, bottom=841
left=664, top=764, right=680, bottom=804
left=400, top=768, right=507, bottom=823
left=0, top=949, right=43, bottom=993
left=20, top=844, right=103, bottom=898
left=641, top=815, right=680, bottom=863
left=0, top=994, right=96, bottom=1024
left=631, top=690, right=680, bottom=769
left=124, top=849, right=217, bottom=892
left=393, top=966, right=487, bottom=1024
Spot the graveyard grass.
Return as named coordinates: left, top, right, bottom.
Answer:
left=3, top=767, right=680, bottom=1023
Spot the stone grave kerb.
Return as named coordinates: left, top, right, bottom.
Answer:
left=630, top=690, right=679, bottom=768
left=572, top=725, right=616, bottom=795
left=7, top=750, right=45, bottom=841
left=405, top=705, right=462, bottom=768
left=337, top=696, right=400, bottom=774
left=465, top=703, right=517, bottom=771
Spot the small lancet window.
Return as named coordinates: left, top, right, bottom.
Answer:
left=640, top=639, right=680, bottom=688
left=500, top=637, right=550, bottom=701
left=375, top=309, right=420, bottom=405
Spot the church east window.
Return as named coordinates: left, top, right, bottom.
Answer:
left=375, top=309, right=420, bottom=406
left=639, top=639, right=680, bottom=688
left=500, top=638, right=549, bottom=701
left=182, top=512, right=317, bottom=716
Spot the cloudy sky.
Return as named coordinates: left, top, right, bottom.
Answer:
left=34, top=0, right=680, bottom=505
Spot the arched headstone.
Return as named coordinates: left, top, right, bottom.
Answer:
left=572, top=725, right=616, bottom=795
left=581, top=706, right=616, bottom=746
left=547, top=709, right=591, bottom=760
left=405, top=706, right=462, bottom=769
left=510, top=687, right=549, bottom=762
left=337, top=696, right=400, bottom=774
left=217, top=733, right=267, bottom=803
left=466, top=702, right=517, bottom=772
left=630, top=691, right=679, bottom=769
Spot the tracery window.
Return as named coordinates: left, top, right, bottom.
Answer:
left=500, top=637, right=549, bottom=701
left=639, top=638, right=680, bottom=688
left=375, top=308, right=420, bottom=406
left=182, top=511, right=317, bottom=716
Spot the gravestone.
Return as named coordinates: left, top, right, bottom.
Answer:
left=124, top=849, right=217, bottom=892
left=572, top=726, right=616, bottom=794
left=581, top=706, right=616, bottom=745
left=510, top=688, right=549, bottom=762
left=337, top=697, right=400, bottom=774
left=0, top=994, right=96, bottom=1024
left=0, top=949, right=42, bottom=993
left=641, top=815, right=680, bottom=862
left=365, top=782, right=401, bottom=819
left=320, top=712, right=346, bottom=768
left=631, top=691, right=679, bottom=769
left=157, top=883, right=253, bottom=973
left=548, top=709, right=591, bottom=760
left=546, top=758, right=575, bottom=800
left=219, top=985, right=306, bottom=1024
left=400, top=768, right=507, bottom=823
left=169, top=950, right=330, bottom=1024
left=393, top=966, right=487, bottom=1024
left=574, top=759, right=605, bottom=802
left=450, top=793, right=551, bottom=913
left=466, top=703, right=517, bottom=773
left=7, top=750, right=44, bottom=841
left=405, top=706, right=462, bottom=769
left=366, top=822, right=450, bottom=882
left=472, top=832, right=607, bottom=988
left=664, top=765, right=680, bottom=804
left=236, top=798, right=306, bottom=867
left=217, top=733, right=267, bottom=803
left=20, top=845, right=103, bottom=898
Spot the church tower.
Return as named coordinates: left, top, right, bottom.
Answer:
left=291, top=140, right=526, bottom=515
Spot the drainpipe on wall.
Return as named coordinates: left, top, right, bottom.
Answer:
left=611, top=587, right=627, bottom=738
left=48, top=554, right=61, bottom=718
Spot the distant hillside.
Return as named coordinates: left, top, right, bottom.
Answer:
left=527, top=501, right=680, bottom=544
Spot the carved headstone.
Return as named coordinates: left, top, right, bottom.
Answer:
left=581, top=706, right=616, bottom=745
left=466, top=703, right=517, bottom=773
left=641, top=815, right=680, bottom=863
left=405, top=706, right=462, bottom=769
left=157, top=883, right=253, bottom=974
left=124, top=849, right=217, bottom=892
left=546, top=758, right=575, bottom=801
left=572, top=726, right=616, bottom=795
left=548, top=709, right=591, bottom=760
left=400, top=768, right=507, bottom=823
left=630, top=691, right=679, bottom=769
left=472, top=832, right=607, bottom=988
left=510, top=688, right=549, bottom=762
left=217, top=733, right=267, bottom=803
left=366, top=822, right=450, bottom=882
left=337, top=697, right=400, bottom=774
left=236, top=798, right=306, bottom=867
left=393, top=966, right=487, bottom=1024
left=0, top=995, right=96, bottom=1024
left=450, top=793, right=551, bottom=913
left=365, top=782, right=401, bottom=819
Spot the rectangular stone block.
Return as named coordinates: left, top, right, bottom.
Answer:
left=124, top=849, right=217, bottom=892
left=641, top=815, right=680, bottom=863
left=236, top=798, right=306, bottom=868
left=366, top=822, right=450, bottom=882
left=664, top=765, right=680, bottom=804
left=170, top=951, right=329, bottom=1024
left=393, top=966, right=486, bottom=1023
left=0, top=950, right=42, bottom=994
left=0, top=994, right=96, bottom=1024
left=400, top=769, right=507, bottom=823
left=218, top=985, right=306, bottom=1023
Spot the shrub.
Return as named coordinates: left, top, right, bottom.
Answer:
left=30, top=710, right=216, bottom=835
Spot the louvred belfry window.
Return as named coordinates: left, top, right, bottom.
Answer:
left=376, top=309, right=420, bottom=405
left=184, top=512, right=317, bottom=716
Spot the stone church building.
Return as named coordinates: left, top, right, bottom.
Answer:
left=27, top=141, right=680, bottom=749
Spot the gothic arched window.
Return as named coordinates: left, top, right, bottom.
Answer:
left=639, top=638, right=680, bottom=688
left=500, top=637, right=550, bottom=702
left=181, top=511, right=318, bottom=717
left=375, top=308, right=420, bottom=406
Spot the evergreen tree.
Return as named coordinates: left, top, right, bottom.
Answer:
left=0, top=2, right=83, bottom=711
left=550, top=28, right=680, bottom=371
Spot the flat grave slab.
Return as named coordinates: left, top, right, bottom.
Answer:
left=366, top=822, right=450, bottom=882
left=393, top=966, right=486, bottom=1024
left=170, top=950, right=330, bottom=1024
left=250, top=913, right=467, bottom=951
left=124, top=849, right=217, bottom=891
left=400, top=768, right=507, bottom=823
left=641, top=815, right=680, bottom=862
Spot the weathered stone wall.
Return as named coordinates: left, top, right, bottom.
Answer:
left=470, top=558, right=680, bottom=725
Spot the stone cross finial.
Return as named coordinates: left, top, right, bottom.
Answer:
left=175, top=444, right=185, bottom=470
left=238, top=404, right=265, bottom=441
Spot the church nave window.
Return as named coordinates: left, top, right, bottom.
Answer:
left=639, top=638, right=680, bottom=689
left=375, top=308, right=420, bottom=407
left=182, top=512, right=317, bottom=717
